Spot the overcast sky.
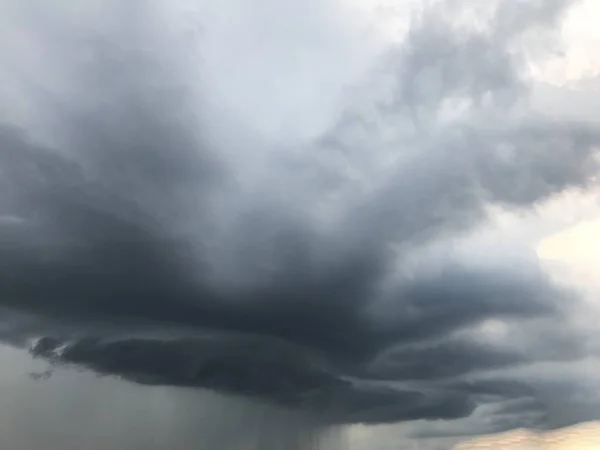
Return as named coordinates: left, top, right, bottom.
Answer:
left=1, top=0, right=600, bottom=449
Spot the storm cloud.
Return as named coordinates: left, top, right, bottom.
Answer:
left=1, top=0, right=600, bottom=440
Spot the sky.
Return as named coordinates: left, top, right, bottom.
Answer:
left=0, top=0, right=600, bottom=449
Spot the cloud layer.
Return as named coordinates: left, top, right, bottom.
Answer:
left=1, top=0, right=600, bottom=434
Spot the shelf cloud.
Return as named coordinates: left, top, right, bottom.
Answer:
left=1, top=0, right=599, bottom=442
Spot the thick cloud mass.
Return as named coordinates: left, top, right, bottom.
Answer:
left=1, top=0, right=600, bottom=431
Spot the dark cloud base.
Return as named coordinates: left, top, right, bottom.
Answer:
left=1, top=0, right=600, bottom=433
left=28, top=334, right=475, bottom=424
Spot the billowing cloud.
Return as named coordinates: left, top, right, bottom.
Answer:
left=1, top=0, right=600, bottom=440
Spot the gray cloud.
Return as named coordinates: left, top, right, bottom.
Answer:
left=1, top=0, right=599, bottom=441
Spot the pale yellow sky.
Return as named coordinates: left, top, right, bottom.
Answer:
left=455, top=421, right=600, bottom=449
left=537, top=218, right=600, bottom=289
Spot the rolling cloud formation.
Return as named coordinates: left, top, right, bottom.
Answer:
left=1, top=0, right=599, bottom=433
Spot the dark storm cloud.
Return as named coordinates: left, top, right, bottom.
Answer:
left=363, top=339, right=527, bottom=382
left=27, top=334, right=476, bottom=424
left=1, top=0, right=599, bottom=430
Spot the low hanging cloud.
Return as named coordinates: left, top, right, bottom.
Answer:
left=1, top=0, right=600, bottom=435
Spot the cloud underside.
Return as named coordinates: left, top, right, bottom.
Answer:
left=1, top=0, right=600, bottom=430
